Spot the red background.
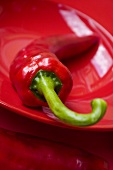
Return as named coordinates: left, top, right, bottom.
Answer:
left=0, top=0, right=113, bottom=169
left=49, top=0, right=113, bottom=169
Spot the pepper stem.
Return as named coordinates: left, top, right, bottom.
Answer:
left=31, top=71, right=107, bottom=126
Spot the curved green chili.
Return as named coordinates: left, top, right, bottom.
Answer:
left=31, top=70, right=107, bottom=126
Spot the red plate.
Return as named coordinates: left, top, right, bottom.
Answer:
left=0, top=0, right=113, bottom=131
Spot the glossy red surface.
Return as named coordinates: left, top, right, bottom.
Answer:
left=0, top=0, right=112, bottom=130
left=0, top=0, right=113, bottom=169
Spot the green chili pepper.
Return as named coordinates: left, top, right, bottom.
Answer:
left=31, top=70, right=107, bottom=126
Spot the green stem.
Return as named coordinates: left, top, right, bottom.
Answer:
left=31, top=71, right=107, bottom=126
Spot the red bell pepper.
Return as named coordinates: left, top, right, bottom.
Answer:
left=10, top=34, right=107, bottom=126
left=0, top=128, right=108, bottom=170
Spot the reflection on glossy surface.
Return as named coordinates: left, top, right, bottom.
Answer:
left=0, top=0, right=113, bottom=130
left=59, top=6, right=93, bottom=36
left=91, top=45, right=112, bottom=78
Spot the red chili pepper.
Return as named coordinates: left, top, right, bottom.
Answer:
left=10, top=34, right=107, bottom=126
left=0, top=128, right=108, bottom=170
left=29, top=34, right=100, bottom=61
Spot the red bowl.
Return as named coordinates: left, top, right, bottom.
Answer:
left=0, top=0, right=113, bottom=131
